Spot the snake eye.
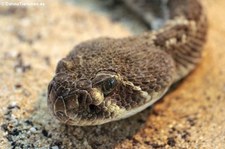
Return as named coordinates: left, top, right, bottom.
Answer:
left=102, top=77, right=117, bottom=96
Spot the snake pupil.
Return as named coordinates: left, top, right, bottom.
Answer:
left=102, top=77, right=117, bottom=96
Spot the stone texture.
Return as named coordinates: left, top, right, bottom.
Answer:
left=0, top=0, right=224, bottom=148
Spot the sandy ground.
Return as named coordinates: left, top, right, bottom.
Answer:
left=0, top=0, right=224, bottom=148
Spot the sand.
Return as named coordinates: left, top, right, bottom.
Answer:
left=0, top=0, right=224, bottom=148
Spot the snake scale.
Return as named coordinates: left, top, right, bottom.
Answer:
left=47, top=0, right=207, bottom=126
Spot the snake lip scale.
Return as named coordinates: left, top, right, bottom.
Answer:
left=47, top=0, right=208, bottom=126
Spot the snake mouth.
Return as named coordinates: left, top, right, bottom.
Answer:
left=48, top=82, right=117, bottom=125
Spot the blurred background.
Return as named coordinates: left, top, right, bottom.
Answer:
left=0, top=0, right=224, bottom=148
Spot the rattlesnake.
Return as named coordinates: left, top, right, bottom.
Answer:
left=47, top=0, right=207, bottom=126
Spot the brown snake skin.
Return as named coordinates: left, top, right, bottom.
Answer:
left=47, top=0, right=208, bottom=126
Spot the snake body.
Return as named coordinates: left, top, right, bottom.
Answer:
left=48, top=0, right=207, bottom=126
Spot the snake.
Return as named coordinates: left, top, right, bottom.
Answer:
left=47, top=0, right=207, bottom=126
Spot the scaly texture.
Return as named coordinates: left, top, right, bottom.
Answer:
left=48, top=0, right=207, bottom=126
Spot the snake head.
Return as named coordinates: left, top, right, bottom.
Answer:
left=47, top=38, right=175, bottom=126
left=48, top=67, right=125, bottom=126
